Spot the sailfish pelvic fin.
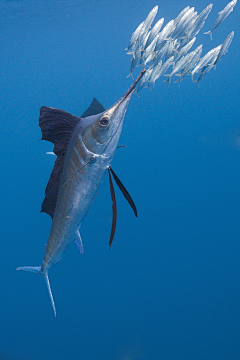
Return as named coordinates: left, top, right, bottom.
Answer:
left=109, top=167, right=138, bottom=217
left=108, top=167, right=117, bottom=250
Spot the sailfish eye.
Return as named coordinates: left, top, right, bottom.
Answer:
left=99, top=116, right=109, bottom=126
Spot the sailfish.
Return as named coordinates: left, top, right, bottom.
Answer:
left=17, top=70, right=146, bottom=316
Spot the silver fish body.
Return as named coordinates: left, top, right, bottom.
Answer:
left=191, top=44, right=222, bottom=80
left=171, top=7, right=195, bottom=40
left=204, top=0, right=237, bottom=40
left=165, top=39, right=178, bottom=61
left=195, top=63, right=214, bottom=84
left=152, top=56, right=175, bottom=84
left=187, top=4, right=213, bottom=39
left=128, top=48, right=142, bottom=77
left=136, top=68, right=153, bottom=93
left=145, top=18, right=164, bottom=49
left=174, top=6, right=190, bottom=28
left=148, top=60, right=162, bottom=86
left=213, top=31, right=234, bottom=68
left=144, top=33, right=160, bottom=55
left=126, top=22, right=145, bottom=51
left=17, top=71, right=146, bottom=316
left=166, top=52, right=193, bottom=84
left=152, top=42, right=169, bottom=66
left=142, top=5, right=158, bottom=34
left=155, top=20, right=175, bottom=51
left=176, top=45, right=203, bottom=84
left=174, top=37, right=196, bottom=61
left=182, top=45, right=203, bottom=74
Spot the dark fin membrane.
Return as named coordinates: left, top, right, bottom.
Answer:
left=39, top=107, right=81, bottom=219
left=81, top=97, right=105, bottom=118
left=108, top=167, right=117, bottom=250
left=109, top=167, right=138, bottom=218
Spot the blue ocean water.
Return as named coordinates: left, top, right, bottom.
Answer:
left=0, top=0, right=240, bottom=359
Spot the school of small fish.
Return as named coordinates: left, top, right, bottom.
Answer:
left=126, top=0, right=236, bottom=93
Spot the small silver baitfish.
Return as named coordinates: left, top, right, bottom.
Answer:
left=126, top=22, right=145, bottom=51
left=155, top=20, right=175, bottom=52
left=150, top=55, right=174, bottom=85
left=174, top=6, right=190, bottom=28
left=17, top=71, right=145, bottom=315
left=171, top=7, right=195, bottom=40
left=213, top=31, right=234, bottom=69
left=174, top=37, right=196, bottom=61
left=191, top=44, right=222, bottom=80
left=136, top=68, right=153, bottom=94
left=145, top=18, right=164, bottom=49
left=165, top=52, right=194, bottom=84
left=148, top=60, right=162, bottom=87
left=142, top=5, right=158, bottom=34
left=175, top=45, right=203, bottom=85
left=187, top=4, right=213, bottom=39
left=194, top=63, right=214, bottom=85
left=204, top=0, right=237, bottom=40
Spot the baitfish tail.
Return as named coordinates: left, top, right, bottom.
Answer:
left=16, top=266, right=56, bottom=316
left=203, top=30, right=212, bottom=40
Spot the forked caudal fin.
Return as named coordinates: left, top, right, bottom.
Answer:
left=16, top=266, right=56, bottom=316
left=203, top=30, right=212, bottom=41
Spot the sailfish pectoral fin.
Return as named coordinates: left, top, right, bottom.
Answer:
left=109, top=167, right=138, bottom=217
left=108, top=167, right=117, bottom=250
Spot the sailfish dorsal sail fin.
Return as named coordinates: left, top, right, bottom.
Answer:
left=81, top=97, right=105, bottom=118
left=39, top=106, right=81, bottom=219
left=39, top=98, right=105, bottom=220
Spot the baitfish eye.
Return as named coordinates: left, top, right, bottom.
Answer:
left=99, top=116, right=109, bottom=126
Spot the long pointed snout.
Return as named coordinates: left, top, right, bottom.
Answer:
left=85, top=69, right=147, bottom=156
left=108, top=69, right=146, bottom=119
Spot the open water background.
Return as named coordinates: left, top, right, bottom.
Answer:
left=0, top=0, right=240, bottom=359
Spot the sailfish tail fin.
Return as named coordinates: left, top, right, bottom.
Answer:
left=16, top=266, right=56, bottom=316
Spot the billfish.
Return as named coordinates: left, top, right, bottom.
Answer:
left=17, top=71, right=145, bottom=316
left=204, top=0, right=237, bottom=40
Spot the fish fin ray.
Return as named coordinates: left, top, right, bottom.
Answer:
left=39, top=107, right=80, bottom=152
